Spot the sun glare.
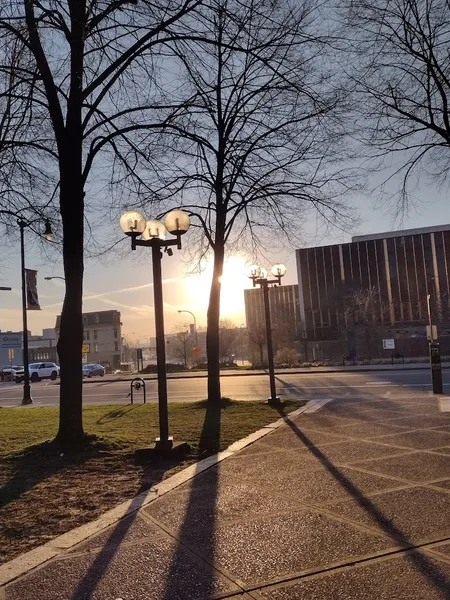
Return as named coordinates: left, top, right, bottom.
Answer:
left=184, top=255, right=250, bottom=319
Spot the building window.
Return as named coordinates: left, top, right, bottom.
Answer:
left=114, top=328, right=118, bottom=339
left=86, top=331, right=90, bottom=341
left=115, top=341, right=119, bottom=352
left=94, top=343, right=98, bottom=352
left=94, top=330, right=98, bottom=340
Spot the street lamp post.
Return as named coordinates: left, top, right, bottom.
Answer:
left=120, top=209, right=190, bottom=451
left=177, top=309, right=198, bottom=348
left=427, top=278, right=443, bottom=394
left=240, top=324, right=246, bottom=366
left=248, top=264, right=287, bottom=405
left=0, top=211, right=52, bottom=405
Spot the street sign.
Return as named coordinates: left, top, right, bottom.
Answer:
left=1, top=334, right=21, bottom=349
left=382, top=339, right=395, bottom=350
left=8, top=348, right=14, bottom=360
left=82, top=344, right=90, bottom=353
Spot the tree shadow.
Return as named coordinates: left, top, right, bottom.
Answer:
left=160, top=398, right=222, bottom=599
left=96, top=404, right=140, bottom=424
left=274, top=375, right=417, bottom=423
left=275, top=403, right=450, bottom=597
left=0, top=438, right=107, bottom=509
left=69, top=451, right=187, bottom=600
left=69, top=399, right=223, bottom=600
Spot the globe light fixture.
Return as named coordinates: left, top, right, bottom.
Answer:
left=247, top=265, right=261, bottom=278
left=143, top=219, right=167, bottom=240
left=164, top=209, right=190, bottom=236
left=271, top=263, right=287, bottom=278
left=119, top=210, right=147, bottom=236
left=44, top=220, right=53, bottom=241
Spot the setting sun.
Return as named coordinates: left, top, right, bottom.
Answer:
left=184, top=255, right=251, bottom=321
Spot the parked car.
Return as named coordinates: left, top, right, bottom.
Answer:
left=82, top=364, right=105, bottom=378
left=14, top=362, right=60, bottom=383
left=1, top=365, right=22, bottom=381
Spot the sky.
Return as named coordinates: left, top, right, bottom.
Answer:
left=1, top=183, right=450, bottom=342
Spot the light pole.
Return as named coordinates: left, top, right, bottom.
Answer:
left=120, top=209, right=190, bottom=451
left=0, top=212, right=53, bottom=405
left=177, top=309, right=198, bottom=348
left=427, top=278, right=443, bottom=394
left=240, top=323, right=246, bottom=366
left=248, top=263, right=287, bottom=405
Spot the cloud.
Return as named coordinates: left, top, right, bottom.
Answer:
left=82, top=278, right=182, bottom=301
left=41, top=277, right=182, bottom=310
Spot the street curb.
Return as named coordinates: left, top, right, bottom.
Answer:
left=0, top=401, right=309, bottom=588
left=76, top=364, right=450, bottom=385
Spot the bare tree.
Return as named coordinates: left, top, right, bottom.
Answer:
left=0, top=0, right=200, bottom=449
left=247, top=322, right=267, bottom=367
left=171, top=322, right=195, bottom=367
left=219, top=319, right=239, bottom=363
left=337, top=285, right=390, bottom=358
left=138, top=0, right=357, bottom=403
left=344, top=0, right=450, bottom=213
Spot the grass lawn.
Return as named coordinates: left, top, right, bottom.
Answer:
left=0, top=399, right=301, bottom=565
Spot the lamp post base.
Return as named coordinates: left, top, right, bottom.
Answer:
left=155, top=436, right=174, bottom=452
left=21, top=386, right=33, bottom=405
left=267, top=396, right=281, bottom=406
left=135, top=441, right=190, bottom=461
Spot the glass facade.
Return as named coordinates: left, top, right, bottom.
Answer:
left=296, top=226, right=450, bottom=340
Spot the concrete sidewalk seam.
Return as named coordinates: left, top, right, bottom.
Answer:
left=0, top=400, right=311, bottom=588
left=238, top=535, right=450, bottom=598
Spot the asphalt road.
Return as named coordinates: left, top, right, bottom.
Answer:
left=0, top=369, right=448, bottom=407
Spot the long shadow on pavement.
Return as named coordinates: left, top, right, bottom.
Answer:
left=69, top=399, right=223, bottom=600
left=275, top=403, right=450, bottom=597
left=160, top=397, right=222, bottom=599
left=69, top=453, right=185, bottom=599
left=274, top=374, right=427, bottom=423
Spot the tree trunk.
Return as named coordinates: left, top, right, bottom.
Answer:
left=55, top=171, right=85, bottom=449
left=54, top=1, right=86, bottom=450
left=207, top=242, right=225, bottom=403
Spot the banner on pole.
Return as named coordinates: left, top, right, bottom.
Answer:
left=25, top=269, right=41, bottom=310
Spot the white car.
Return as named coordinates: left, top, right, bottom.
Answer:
left=14, top=362, right=60, bottom=383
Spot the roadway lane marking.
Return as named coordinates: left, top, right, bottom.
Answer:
left=439, top=398, right=450, bottom=412
left=365, top=381, right=392, bottom=385
left=401, top=383, right=450, bottom=387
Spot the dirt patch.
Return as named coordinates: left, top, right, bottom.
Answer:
left=0, top=448, right=195, bottom=565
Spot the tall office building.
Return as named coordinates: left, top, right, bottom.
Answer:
left=296, top=224, right=450, bottom=341
left=244, top=284, right=301, bottom=360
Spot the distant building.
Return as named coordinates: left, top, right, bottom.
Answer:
left=28, top=328, right=58, bottom=363
left=55, top=310, right=122, bottom=369
left=0, top=329, right=59, bottom=365
left=0, top=331, right=23, bottom=365
left=244, top=284, right=301, bottom=363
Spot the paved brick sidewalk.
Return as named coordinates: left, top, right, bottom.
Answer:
left=3, top=392, right=450, bottom=599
